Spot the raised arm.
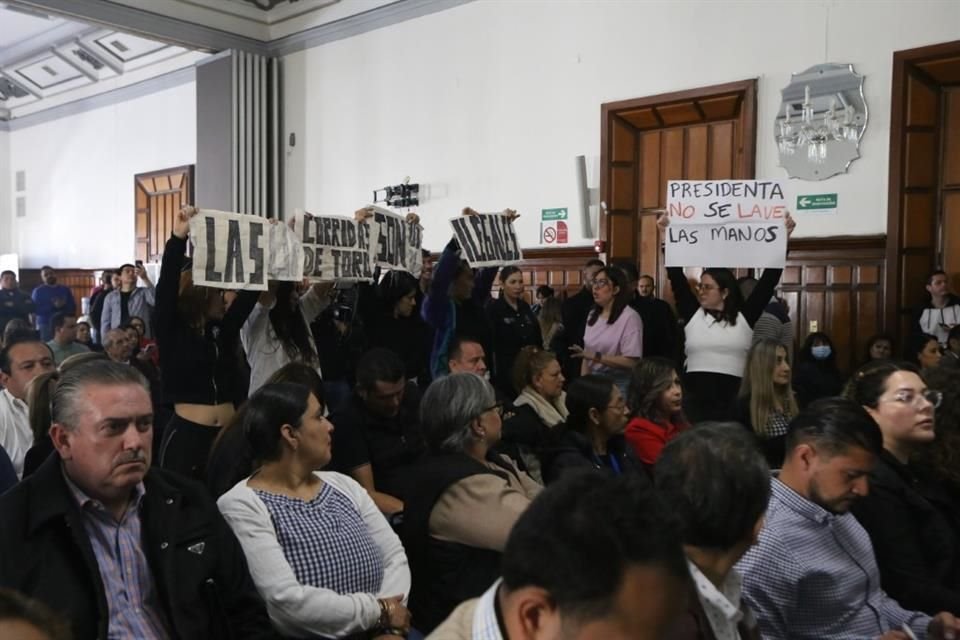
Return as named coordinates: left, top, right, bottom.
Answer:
left=666, top=267, right=700, bottom=324
left=154, top=207, right=194, bottom=349
left=421, top=237, right=459, bottom=329
left=742, top=267, right=783, bottom=327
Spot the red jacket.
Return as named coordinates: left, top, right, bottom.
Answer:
left=624, top=416, right=685, bottom=467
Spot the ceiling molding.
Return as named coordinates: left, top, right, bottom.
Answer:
left=11, top=0, right=272, bottom=54
left=4, top=64, right=193, bottom=131
left=0, top=19, right=96, bottom=66
left=268, top=0, right=475, bottom=57
left=11, top=0, right=477, bottom=57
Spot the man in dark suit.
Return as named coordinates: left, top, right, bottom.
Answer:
left=0, top=359, right=276, bottom=640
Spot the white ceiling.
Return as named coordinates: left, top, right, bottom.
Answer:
left=0, top=2, right=207, bottom=121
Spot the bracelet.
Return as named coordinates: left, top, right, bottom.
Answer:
left=376, top=628, right=409, bottom=639
left=377, top=599, right=390, bottom=628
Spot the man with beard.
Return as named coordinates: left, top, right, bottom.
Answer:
left=738, top=397, right=960, bottom=639
left=31, top=266, right=76, bottom=342
left=0, top=360, right=274, bottom=640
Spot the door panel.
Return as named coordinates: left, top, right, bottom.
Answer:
left=134, top=166, right=194, bottom=263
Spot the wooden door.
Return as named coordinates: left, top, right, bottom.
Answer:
left=134, top=166, right=194, bottom=263
left=887, top=40, right=960, bottom=342
left=600, top=80, right=757, bottom=300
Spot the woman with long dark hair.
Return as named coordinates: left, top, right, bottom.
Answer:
left=217, top=382, right=413, bottom=639
left=365, top=270, right=431, bottom=386
left=658, top=213, right=796, bottom=422
left=154, top=205, right=260, bottom=481
left=539, top=374, right=645, bottom=484
left=624, top=357, right=688, bottom=470
left=847, top=360, right=960, bottom=615
left=241, top=279, right=332, bottom=394
left=904, top=332, right=942, bottom=371
left=571, top=266, right=643, bottom=396
left=486, top=265, right=542, bottom=397
left=793, top=331, right=844, bottom=407
left=863, top=332, right=895, bottom=365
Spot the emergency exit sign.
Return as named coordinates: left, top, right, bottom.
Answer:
left=797, top=194, right=838, bottom=213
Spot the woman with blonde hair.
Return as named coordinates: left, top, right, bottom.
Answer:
left=499, top=346, right=568, bottom=482
left=734, top=339, right=798, bottom=468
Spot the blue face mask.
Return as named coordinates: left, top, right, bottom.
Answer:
left=811, top=345, right=832, bottom=360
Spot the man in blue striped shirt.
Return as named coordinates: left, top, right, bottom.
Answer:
left=738, top=397, right=960, bottom=639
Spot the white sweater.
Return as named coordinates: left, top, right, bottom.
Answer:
left=684, top=309, right=754, bottom=377
left=217, top=471, right=411, bottom=638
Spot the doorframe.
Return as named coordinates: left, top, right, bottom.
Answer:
left=599, top=78, right=758, bottom=246
left=885, top=39, right=960, bottom=338
left=134, top=164, right=195, bottom=262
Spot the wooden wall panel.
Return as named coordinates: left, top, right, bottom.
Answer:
left=490, top=247, right=598, bottom=303
left=943, top=89, right=960, bottom=186
left=785, top=236, right=887, bottom=374
left=18, top=269, right=104, bottom=317
left=944, top=192, right=960, bottom=290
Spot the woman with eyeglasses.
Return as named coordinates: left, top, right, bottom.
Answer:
left=570, top=266, right=644, bottom=397
left=217, top=382, right=414, bottom=639
left=657, top=213, right=796, bottom=422
left=846, top=360, right=960, bottom=616
left=539, top=374, right=646, bottom=485
left=400, top=373, right=541, bottom=633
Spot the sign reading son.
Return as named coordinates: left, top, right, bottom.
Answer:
left=448, top=208, right=523, bottom=268
left=665, top=180, right=788, bottom=269
left=369, top=205, right=424, bottom=277
left=190, top=209, right=268, bottom=291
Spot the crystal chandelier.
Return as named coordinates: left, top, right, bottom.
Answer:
left=776, top=85, right=862, bottom=164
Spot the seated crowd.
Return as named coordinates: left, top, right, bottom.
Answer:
left=0, top=206, right=959, bottom=640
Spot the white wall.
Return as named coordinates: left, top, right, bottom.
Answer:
left=283, top=0, right=960, bottom=250
left=0, top=130, right=10, bottom=256
left=7, top=81, right=196, bottom=268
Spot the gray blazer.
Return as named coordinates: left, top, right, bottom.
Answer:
left=100, top=286, right=156, bottom=338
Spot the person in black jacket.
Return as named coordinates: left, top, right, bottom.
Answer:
left=486, top=266, right=542, bottom=399
left=539, top=374, right=646, bottom=484
left=154, top=206, right=259, bottom=481
left=848, top=360, right=960, bottom=616
left=0, top=360, right=275, bottom=640
left=363, top=269, right=431, bottom=386
left=616, top=261, right=679, bottom=363
left=560, top=259, right=604, bottom=381
left=793, top=331, right=845, bottom=408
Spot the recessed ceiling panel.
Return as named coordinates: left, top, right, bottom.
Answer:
left=15, top=54, right=82, bottom=89
left=94, top=32, right=168, bottom=62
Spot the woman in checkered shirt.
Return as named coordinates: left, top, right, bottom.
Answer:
left=217, top=382, right=414, bottom=639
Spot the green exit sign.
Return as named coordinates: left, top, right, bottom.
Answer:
left=797, top=194, right=838, bottom=211
left=541, top=208, right=568, bottom=221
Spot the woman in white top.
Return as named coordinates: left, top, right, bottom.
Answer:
left=217, top=382, right=412, bottom=639
left=658, top=213, right=796, bottom=423
left=241, top=280, right=333, bottom=393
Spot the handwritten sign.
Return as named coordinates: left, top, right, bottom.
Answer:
left=190, top=210, right=268, bottom=291
left=665, top=180, right=787, bottom=269
left=448, top=213, right=523, bottom=268
left=268, top=221, right=305, bottom=282
left=297, top=213, right=379, bottom=282
left=369, top=206, right=423, bottom=277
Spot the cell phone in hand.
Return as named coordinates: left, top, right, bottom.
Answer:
left=135, top=260, right=144, bottom=268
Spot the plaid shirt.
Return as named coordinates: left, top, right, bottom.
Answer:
left=737, top=478, right=930, bottom=639
left=64, top=473, right=170, bottom=640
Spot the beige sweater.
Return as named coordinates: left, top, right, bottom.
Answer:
left=428, top=455, right=542, bottom=551
left=427, top=597, right=480, bottom=639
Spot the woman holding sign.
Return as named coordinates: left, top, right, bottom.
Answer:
left=155, top=205, right=260, bottom=481
left=658, top=213, right=796, bottom=423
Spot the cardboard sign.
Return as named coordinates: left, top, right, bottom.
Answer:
left=448, top=213, right=523, bottom=268
left=297, top=212, right=379, bottom=282
left=369, top=206, right=423, bottom=277
left=190, top=210, right=268, bottom=291
left=665, top=180, right=788, bottom=269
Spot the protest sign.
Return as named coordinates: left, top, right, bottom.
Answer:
left=448, top=212, right=523, bottom=268
left=268, top=221, right=305, bottom=281
left=369, top=206, right=423, bottom=277
left=190, top=210, right=268, bottom=291
left=297, top=212, right=378, bottom=282
left=665, top=180, right=788, bottom=269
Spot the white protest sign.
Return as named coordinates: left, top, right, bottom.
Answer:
left=665, top=180, right=788, bottom=269
left=448, top=213, right=523, bottom=268
left=268, top=221, right=305, bottom=282
left=296, top=212, right=379, bottom=282
left=190, top=210, right=268, bottom=291
left=369, top=206, right=423, bottom=277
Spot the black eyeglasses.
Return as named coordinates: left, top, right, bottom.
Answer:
left=480, top=402, right=504, bottom=418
